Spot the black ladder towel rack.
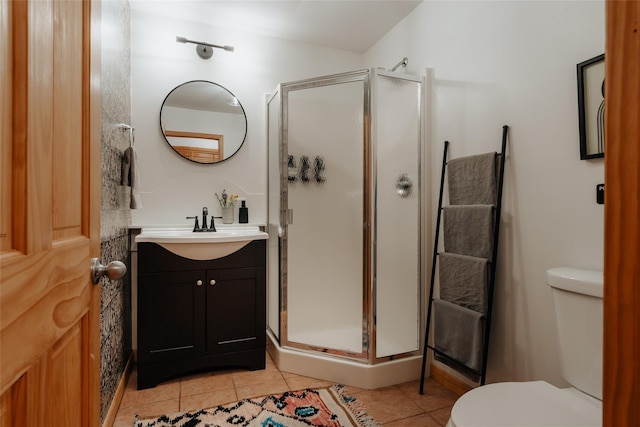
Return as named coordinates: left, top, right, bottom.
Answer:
left=419, top=125, right=509, bottom=393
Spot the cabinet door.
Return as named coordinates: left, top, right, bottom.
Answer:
left=207, top=267, right=266, bottom=354
left=138, top=270, right=206, bottom=362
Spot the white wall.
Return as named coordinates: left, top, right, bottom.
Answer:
left=130, top=8, right=363, bottom=225
left=130, top=0, right=605, bottom=388
left=364, top=1, right=605, bottom=386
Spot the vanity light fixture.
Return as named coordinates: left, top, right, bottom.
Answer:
left=176, top=36, right=235, bottom=60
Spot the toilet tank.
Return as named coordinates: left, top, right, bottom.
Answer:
left=547, top=267, right=603, bottom=400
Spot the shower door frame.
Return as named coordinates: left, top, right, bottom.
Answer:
left=270, top=68, right=424, bottom=365
left=277, top=69, right=372, bottom=361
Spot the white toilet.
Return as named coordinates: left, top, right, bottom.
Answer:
left=446, top=267, right=603, bottom=427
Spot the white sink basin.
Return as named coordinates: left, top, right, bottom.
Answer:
left=135, top=226, right=268, bottom=260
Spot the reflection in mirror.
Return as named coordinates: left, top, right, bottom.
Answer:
left=160, top=80, right=247, bottom=164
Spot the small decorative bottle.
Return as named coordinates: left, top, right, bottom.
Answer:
left=239, top=200, right=249, bottom=223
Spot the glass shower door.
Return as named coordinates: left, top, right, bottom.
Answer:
left=282, top=73, right=368, bottom=356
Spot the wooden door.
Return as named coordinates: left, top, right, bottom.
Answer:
left=0, top=0, right=101, bottom=426
left=604, top=1, right=640, bottom=425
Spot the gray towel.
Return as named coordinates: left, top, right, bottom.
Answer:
left=433, top=299, right=484, bottom=371
left=443, top=205, right=493, bottom=259
left=121, top=146, right=142, bottom=209
left=439, top=252, right=489, bottom=314
left=447, top=152, right=496, bottom=205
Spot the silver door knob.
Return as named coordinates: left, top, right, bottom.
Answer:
left=196, top=280, right=203, bottom=286
left=91, top=258, right=126, bottom=285
left=210, top=279, right=216, bottom=286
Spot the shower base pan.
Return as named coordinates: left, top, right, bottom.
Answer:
left=266, top=330, right=423, bottom=390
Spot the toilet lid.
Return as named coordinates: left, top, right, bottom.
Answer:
left=450, top=381, right=602, bottom=427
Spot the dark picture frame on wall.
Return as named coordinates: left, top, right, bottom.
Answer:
left=577, top=53, right=605, bottom=160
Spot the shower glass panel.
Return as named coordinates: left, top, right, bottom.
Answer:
left=285, top=77, right=366, bottom=355
left=374, top=72, right=422, bottom=358
left=267, top=91, right=281, bottom=339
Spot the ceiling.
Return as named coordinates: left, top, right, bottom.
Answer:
left=163, top=81, right=245, bottom=114
left=130, top=0, right=423, bottom=53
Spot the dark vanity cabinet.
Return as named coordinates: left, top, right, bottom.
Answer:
left=136, top=240, right=266, bottom=389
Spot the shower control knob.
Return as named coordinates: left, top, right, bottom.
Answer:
left=210, top=279, right=216, bottom=286
left=196, top=280, right=203, bottom=286
left=395, top=173, right=413, bottom=198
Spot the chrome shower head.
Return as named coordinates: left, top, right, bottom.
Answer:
left=390, top=57, right=409, bottom=72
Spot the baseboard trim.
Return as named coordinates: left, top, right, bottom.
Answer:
left=430, top=363, right=473, bottom=397
left=102, top=352, right=133, bottom=427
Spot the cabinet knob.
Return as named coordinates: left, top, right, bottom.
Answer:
left=210, top=279, right=216, bottom=286
left=196, top=280, right=203, bottom=286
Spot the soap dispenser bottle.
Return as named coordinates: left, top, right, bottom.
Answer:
left=239, top=200, right=249, bottom=223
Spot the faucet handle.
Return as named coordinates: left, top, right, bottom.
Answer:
left=186, top=216, right=201, bottom=232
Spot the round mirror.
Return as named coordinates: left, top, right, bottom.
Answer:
left=160, top=80, right=247, bottom=164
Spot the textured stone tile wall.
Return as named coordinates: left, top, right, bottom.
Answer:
left=100, top=0, right=132, bottom=423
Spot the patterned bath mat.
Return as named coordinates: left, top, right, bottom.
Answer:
left=134, top=384, right=379, bottom=427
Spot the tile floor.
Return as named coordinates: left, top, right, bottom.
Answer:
left=112, top=352, right=460, bottom=426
